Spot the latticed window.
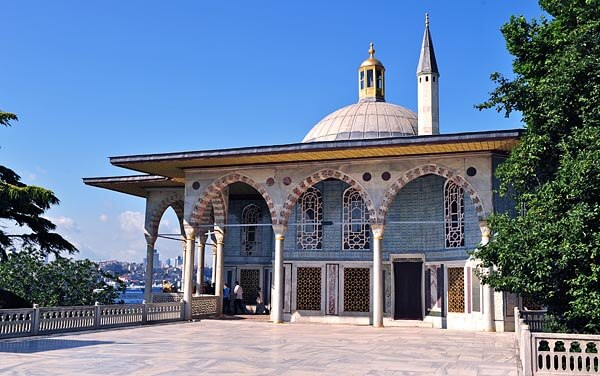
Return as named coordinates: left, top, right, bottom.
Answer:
left=297, top=187, right=323, bottom=250
left=241, top=204, right=261, bottom=256
left=296, top=267, right=322, bottom=311
left=343, top=267, right=370, bottom=312
left=444, top=180, right=464, bottom=248
left=343, top=187, right=370, bottom=250
left=448, top=267, right=465, bottom=313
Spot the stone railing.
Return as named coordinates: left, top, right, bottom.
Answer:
left=152, top=293, right=183, bottom=303
left=191, top=295, right=218, bottom=318
left=0, top=301, right=186, bottom=340
left=515, top=307, right=600, bottom=375
left=0, top=308, right=34, bottom=338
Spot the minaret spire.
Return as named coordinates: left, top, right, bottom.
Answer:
left=417, top=13, right=440, bottom=135
left=417, top=13, right=439, bottom=75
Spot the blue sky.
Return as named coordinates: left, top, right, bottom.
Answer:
left=1, top=1, right=542, bottom=262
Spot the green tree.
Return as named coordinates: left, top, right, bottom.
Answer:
left=0, top=250, right=124, bottom=307
left=0, top=111, right=77, bottom=261
left=0, top=110, right=18, bottom=127
left=472, top=0, right=600, bottom=332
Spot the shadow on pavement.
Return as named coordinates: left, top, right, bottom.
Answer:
left=0, top=338, right=114, bottom=354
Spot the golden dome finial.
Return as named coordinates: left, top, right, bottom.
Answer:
left=369, top=42, right=375, bottom=58
left=425, top=13, right=430, bottom=27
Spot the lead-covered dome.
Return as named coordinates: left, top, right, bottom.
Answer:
left=302, top=43, right=418, bottom=143
left=302, top=100, right=417, bottom=142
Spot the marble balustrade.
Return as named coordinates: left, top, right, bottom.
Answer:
left=0, top=300, right=197, bottom=339
left=515, top=307, right=600, bottom=375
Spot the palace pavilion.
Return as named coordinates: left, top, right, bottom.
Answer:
left=84, top=16, right=522, bottom=331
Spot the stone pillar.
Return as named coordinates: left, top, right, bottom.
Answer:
left=144, top=234, right=157, bottom=303
left=211, top=246, right=217, bottom=285
left=214, top=226, right=225, bottom=315
left=181, top=240, right=186, bottom=290
left=480, top=221, right=495, bottom=332
left=271, top=225, right=287, bottom=324
left=183, top=225, right=196, bottom=320
left=372, top=224, right=384, bottom=328
left=196, top=234, right=207, bottom=295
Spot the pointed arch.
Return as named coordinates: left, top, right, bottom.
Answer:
left=146, top=191, right=185, bottom=238
left=190, top=172, right=277, bottom=227
left=379, top=164, right=485, bottom=222
left=280, top=169, right=377, bottom=226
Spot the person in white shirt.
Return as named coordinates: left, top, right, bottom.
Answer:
left=233, top=281, right=244, bottom=314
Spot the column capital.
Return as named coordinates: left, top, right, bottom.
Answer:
left=371, top=224, right=384, bottom=239
left=144, top=233, right=157, bottom=246
left=479, top=220, right=491, bottom=242
left=197, top=233, right=208, bottom=245
left=184, top=225, right=197, bottom=240
left=213, top=225, right=225, bottom=244
left=272, top=224, right=288, bottom=237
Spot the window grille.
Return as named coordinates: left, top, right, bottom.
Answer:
left=241, top=204, right=261, bottom=256
left=342, top=187, right=370, bottom=250
left=448, top=267, right=465, bottom=313
left=444, top=179, right=464, bottom=248
left=343, top=267, right=370, bottom=312
left=297, top=187, right=323, bottom=250
left=296, top=267, right=322, bottom=311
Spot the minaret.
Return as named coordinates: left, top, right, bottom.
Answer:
left=417, top=13, right=440, bottom=135
left=358, top=43, right=385, bottom=102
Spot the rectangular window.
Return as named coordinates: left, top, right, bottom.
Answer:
left=366, top=70, right=374, bottom=88
left=376, top=69, right=382, bottom=89
left=360, top=71, right=365, bottom=90
left=448, top=267, right=465, bottom=313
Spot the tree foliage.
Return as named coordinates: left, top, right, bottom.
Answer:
left=0, top=250, right=124, bottom=307
left=472, top=0, right=600, bottom=332
left=0, top=110, right=18, bottom=127
left=0, top=113, right=77, bottom=261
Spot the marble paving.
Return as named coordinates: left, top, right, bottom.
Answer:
left=0, top=320, right=519, bottom=375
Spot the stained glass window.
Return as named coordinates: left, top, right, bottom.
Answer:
left=241, top=204, right=261, bottom=255
left=297, top=187, right=323, bottom=250
left=444, top=180, right=464, bottom=248
left=343, top=187, right=370, bottom=250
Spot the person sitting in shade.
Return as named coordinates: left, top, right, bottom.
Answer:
left=255, top=287, right=267, bottom=315
left=233, top=281, right=245, bottom=314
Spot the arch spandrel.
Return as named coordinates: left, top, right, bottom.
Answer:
left=378, top=163, right=487, bottom=223
left=280, top=168, right=378, bottom=226
left=189, top=172, right=278, bottom=227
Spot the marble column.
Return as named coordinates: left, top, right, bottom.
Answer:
left=271, top=225, right=287, bottom=324
left=211, top=246, right=217, bottom=285
left=372, top=224, right=384, bottom=328
left=214, top=227, right=225, bottom=315
left=144, top=234, right=157, bottom=304
left=196, top=234, right=207, bottom=295
left=480, top=221, right=496, bottom=332
left=183, top=225, right=196, bottom=321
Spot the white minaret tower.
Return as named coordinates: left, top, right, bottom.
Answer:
left=417, top=13, right=440, bottom=135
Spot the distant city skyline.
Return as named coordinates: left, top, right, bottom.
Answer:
left=1, top=1, right=542, bottom=261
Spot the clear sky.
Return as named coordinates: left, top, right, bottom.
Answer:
left=1, top=1, right=543, bottom=263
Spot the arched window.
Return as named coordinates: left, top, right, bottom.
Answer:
left=343, top=187, right=370, bottom=250
left=297, top=187, right=323, bottom=250
left=444, top=180, right=464, bottom=248
left=241, top=204, right=261, bottom=255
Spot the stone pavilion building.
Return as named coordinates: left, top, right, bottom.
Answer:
left=84, top=17, right=521, bottom=331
